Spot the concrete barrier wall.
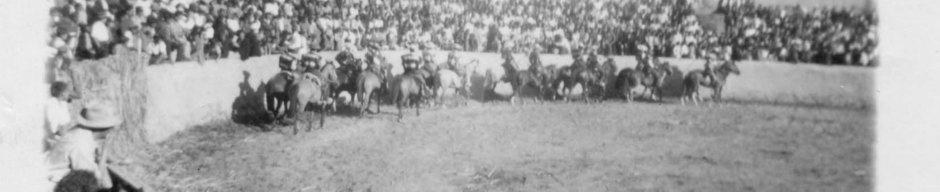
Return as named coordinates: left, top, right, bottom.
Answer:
left=145, top=57, right=281, bottom=142
left=144, top=51, right=873, bottom=142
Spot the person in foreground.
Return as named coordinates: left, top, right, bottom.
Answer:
left=46, top=100, right=123, bottom=191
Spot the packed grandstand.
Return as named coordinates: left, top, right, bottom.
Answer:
left=49, top=0, right=876, bottom=66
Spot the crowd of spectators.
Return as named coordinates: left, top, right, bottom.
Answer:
left=47, top=0, right=877, bottom=67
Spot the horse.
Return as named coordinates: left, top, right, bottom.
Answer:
left=356, top=70, right=384, bottom=115
left=287, top=72, right=327, bottom=135
left=540, top=65, right=562, bottom=100
left=263, top=71, right=296, bottom=122
left=572, top=67, right=605, bottom=103
left=681, top=61, right=741, bottom=105
left=636, top=61, right=675, bottom=101
left=598, top=58, right=619, bottom=98
left=500, top=58, right=546, bottom=105
left=333, top=58, right=366, bottom=106
left=615, top=68, right=641, bottom=102
left=390, top=72, right=426, bottom=122
left=434, top=69, right=471, bottom=107
left=307, top=61, right=340, bottom=112
left=553, top=65, right=577, bottom=101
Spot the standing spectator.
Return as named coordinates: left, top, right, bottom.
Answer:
left=119, top=7, right=146, bottom=50
left=191, top=24, right=209, bottom=64
left=167, top=13, right=192, bottom=62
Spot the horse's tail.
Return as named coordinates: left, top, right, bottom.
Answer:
left=682, top=74, right=697, bottom=97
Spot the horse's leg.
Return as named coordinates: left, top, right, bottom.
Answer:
left=274, top=97, right=284, bottom=122
left=583, top=83, right=590, bottom=103
left=307, top=102, right=315, bottom=132
left=640, top=86, right=648, bottom=100
left=292, top=99, right=302, bottom=135
left=358, top=91, right=367, bottom=116
left=438, top=87, right=447, bottom=109
left=654, top=87, right=662, bottom=102
left=416, top=93, right=422, bottom=117
left=397, top=96, right=404, bottom=122
left=373, top=91, right=381, bottom=113
left=265, top=93, right=276, bottom=122
left=318, top=104, right=326, bottom=129
left=680, top=83, right=687, bottom=105
left=715, top=86, right=724, bottom=103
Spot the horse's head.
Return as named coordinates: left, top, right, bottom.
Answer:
left=657, top=62, right=674, bottom=76
left=721, top=61, right=741, bottom=75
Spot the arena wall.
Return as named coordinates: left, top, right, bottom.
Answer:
left=144, top=51, right=873, bottom=142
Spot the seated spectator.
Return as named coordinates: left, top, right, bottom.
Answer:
left=147, top=36, right=167, bottom=64
left=45, top=100, right=123, bottom=190
left=45, top=81, right=74, bottom=150
left=89, top=15, right=114, bottom=58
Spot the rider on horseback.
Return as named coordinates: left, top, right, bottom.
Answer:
left=402, top=46, right=420, bottom=74
left=501, top=49, right=517, bottom=82
left=528, top=49, right=543, bottom=79
left=703, top=51, right=719, bottom=83
left=636, top=47, right=655, bottom=78
left=445, top=51, right=464, bottom=76
left=364, top=44, right=384, bottom=72
left=335, top=46, right=355, bottom=68
left=301, top=53, right=323, bottom=73
left=278, top=54, right=299, bottom=84
left=571, top=48, right=586, bottom=70
left=421, top=48, right=438, bottom=72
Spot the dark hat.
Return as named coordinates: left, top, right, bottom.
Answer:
left=280, top=54, right=297, bottom=64
left=302, top=53, right=321, bottom=61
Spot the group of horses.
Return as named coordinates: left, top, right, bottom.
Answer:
left=258, top=51, right=741, bottom=135
left=489, top=54, right=741, bottom=106
left=260, top=52, right=479, bottom=134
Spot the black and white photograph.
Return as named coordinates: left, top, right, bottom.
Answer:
left=1, top=0, right=937, bottom=191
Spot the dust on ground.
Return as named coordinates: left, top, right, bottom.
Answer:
left=144, top=101, right=872, bottom=192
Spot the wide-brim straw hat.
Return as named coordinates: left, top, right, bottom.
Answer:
left=76, top=100, right=122, bottom=129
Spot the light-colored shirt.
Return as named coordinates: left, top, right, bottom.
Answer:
left=148, top=41, right=166, bottom=56
left=45, top=129, right=100, bottom=184
left=44, top=97, right=71, bottom=138
left=90, top=21, right=111, bottom=42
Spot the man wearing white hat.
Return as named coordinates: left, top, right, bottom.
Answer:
left=46, top=100, right=123, bottom=190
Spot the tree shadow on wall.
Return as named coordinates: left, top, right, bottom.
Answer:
left=232, top=71, right=270, bottom=126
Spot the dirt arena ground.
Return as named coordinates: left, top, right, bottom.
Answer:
left=146, top=99, right=872, bottom=192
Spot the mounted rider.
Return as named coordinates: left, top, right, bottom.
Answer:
left=444, top=51, right=465, bottom=76
left=401, top=46, right=420, bottom=74
left=586, top=48, right=600, bottom=70
left=500, top=49, right=518, bottom=81
left=300, top=52, right=323, bottom=72
left=335, top=46, right=355, bottom=69
left=363, top=44, right=384, bottom=73
left=528, top=49, right=543, bottom=78
left=570, top=48, right=586, bottom=70
left=635, top=41, right=656, bottom=77
left=703, top=51, right=720, bottom=83
left=279, top=54, right=298, bottom=77
left=421, top=46, right=439, bottom=73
